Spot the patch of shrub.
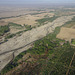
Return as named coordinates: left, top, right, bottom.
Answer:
left=0, top=25, right=9, bottom=36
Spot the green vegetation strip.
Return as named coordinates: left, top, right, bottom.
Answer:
left=71, top=39, right=75, bottom=45
left=0, top=15, right=22, bottom=20
left=36, top=16, right=59, bottom=25
left=0, top=25, right=9, bottom=36
left=8, top=22, right=23, bottom=28
left=30, top=13, right=41, bottom=15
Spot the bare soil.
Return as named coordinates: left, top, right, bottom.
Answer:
left=56, top=27, right=75, bottom=42
left=0, top=21, right=8, bottom=26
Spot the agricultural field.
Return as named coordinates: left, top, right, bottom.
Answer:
left=56, top=27, right=75, bottom=42
left=56, top=16, right=75, bottom=44
left=1, top=13, right=54, bottom=26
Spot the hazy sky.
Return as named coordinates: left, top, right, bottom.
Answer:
left=0, top=0, right=75, bottom=4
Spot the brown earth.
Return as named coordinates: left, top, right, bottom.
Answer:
left=56, top=27, right=75, bottom=42
left=1, top=13, right=54, bottom=26
left=0, top=21, right=8, bottom=26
